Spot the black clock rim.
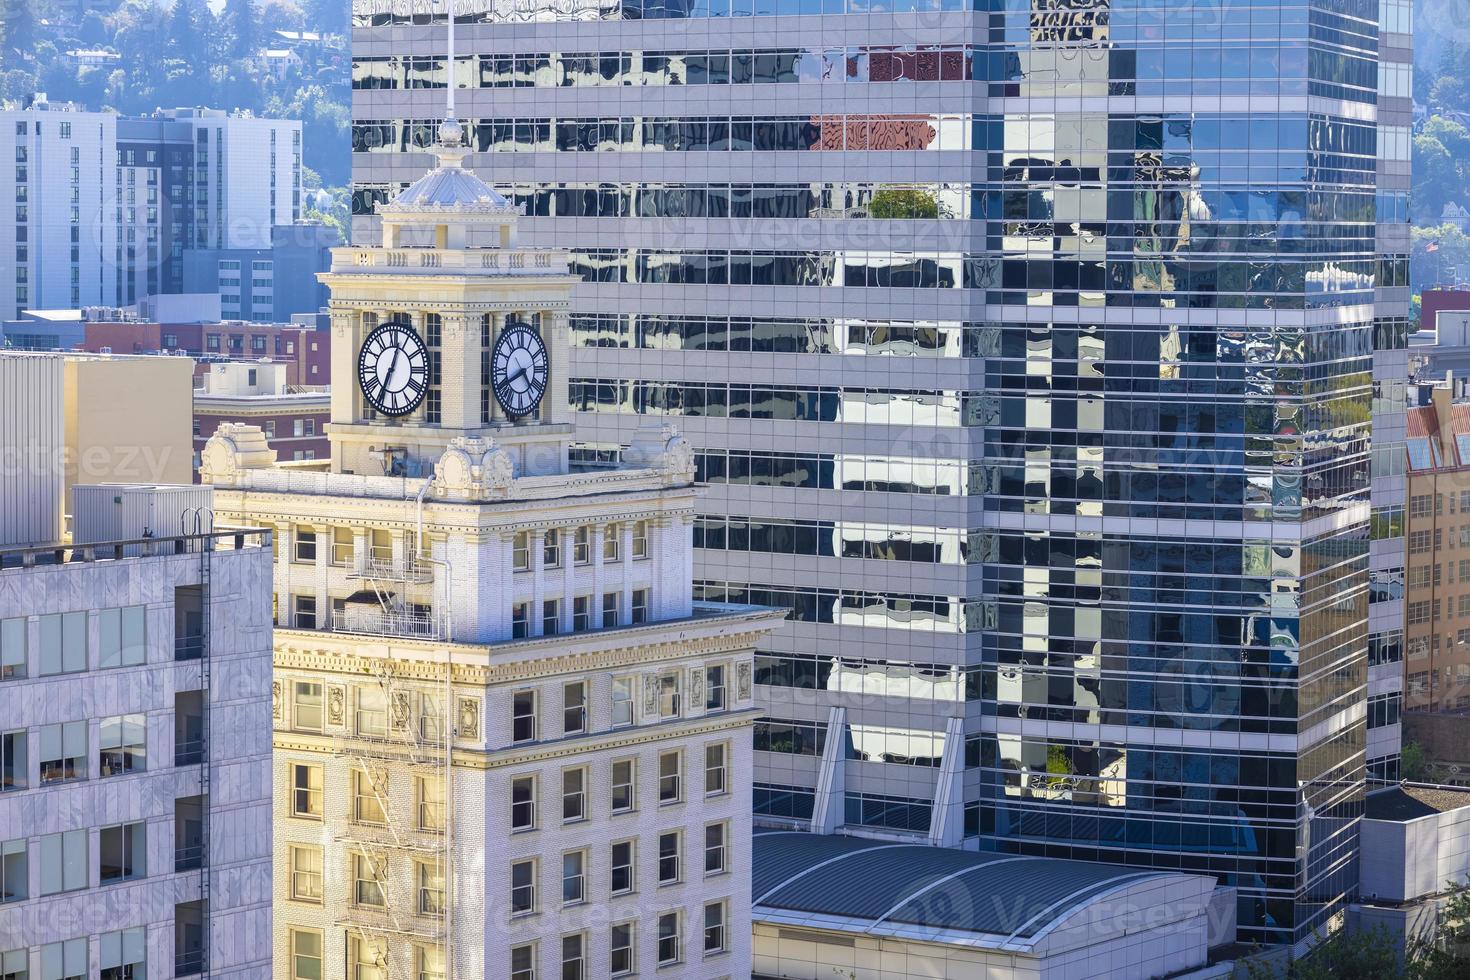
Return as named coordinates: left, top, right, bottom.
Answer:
left=359, top=323, right=428, bottom=418
left=492, top=324, right=548, bottom=418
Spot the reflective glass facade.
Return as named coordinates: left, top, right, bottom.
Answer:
left=352, top=0, right=1409, bottom=945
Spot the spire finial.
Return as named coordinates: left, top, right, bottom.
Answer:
left=445, top=0, right=456, bottom=120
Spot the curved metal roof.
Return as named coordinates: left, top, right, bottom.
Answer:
left=753, top=830, right=1181, bottom=943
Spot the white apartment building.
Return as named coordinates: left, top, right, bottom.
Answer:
left=0, top=487, right=274, bottom=979
left=202, top=111, right=784, bottom=980
left=0, top=99, right=117, bottom=318
left=0, top=99, right=303, bottom=318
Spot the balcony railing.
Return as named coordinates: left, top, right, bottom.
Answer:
left=330, top=608, right=441, bottom=640
left=175, top=738, right=205, bottom=766
left=175, top=843, right=204, bottom=872
left=175, top=950, right=207, bottom=977
left=334, top=247, right=570, bottom=277
left=346, top=556, right=434, bottom=584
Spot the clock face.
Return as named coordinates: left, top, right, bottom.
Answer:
left=358, top=323, right=429, bottom=417
left=492, top=324, right=549, bottom=418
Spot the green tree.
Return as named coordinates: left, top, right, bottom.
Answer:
left=1402, top=741, right=1431, bottom=783
left=869, top=187, right=939, bottom=220
left=1413, top=878, right=1470, bottom=978
left=1412, top=224, right=1470, bottom=294
left=0, top=0, right=36, bottom=60
left=1245, top=926, right=1411, bottom=980
left=219, top=0, right=257, bottom=60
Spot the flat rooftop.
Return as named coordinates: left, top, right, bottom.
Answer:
left=1366, top=784, right=1470, bottom=821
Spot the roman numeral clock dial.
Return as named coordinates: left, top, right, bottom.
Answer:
left=491, top=324, right=549, bottom=418
left=357, top=323, right=429, bottom=417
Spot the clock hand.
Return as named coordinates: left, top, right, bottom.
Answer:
left=388, top=348, right=405, bottom=389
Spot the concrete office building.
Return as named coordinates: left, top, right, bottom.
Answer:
left=0, top=463, right=273, bottom=976
left=352, top=0, right=1405, bottom=945
left=206, top=117, right=784, bottom=979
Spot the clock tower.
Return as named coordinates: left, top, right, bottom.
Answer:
left=319, top=117, right=580, bottom=479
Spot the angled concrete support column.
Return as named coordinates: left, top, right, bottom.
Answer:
left=809, top=706, right=847, bottom=834
left=928, top=715, right=967, bottom=847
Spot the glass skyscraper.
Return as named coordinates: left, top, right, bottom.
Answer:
left=350, top=0, right=1409, bottom=944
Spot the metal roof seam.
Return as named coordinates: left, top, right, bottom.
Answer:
left=999, top=871, right=1170, bottom=947
left=753, top=842, right=915, bottom=907
left=865, top=855, right=1035, bottom=934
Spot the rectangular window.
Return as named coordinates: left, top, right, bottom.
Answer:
left=562, top=850, right=586, bottom=905
left=417, top=945, right=445, bottom=980
left=705, top=743, right=728, bottom=796
left=39, top=829, right=87, bottom=894
left=354, top=768, right=386, bottom=825
left=512, top=690, right=537, bottom=742
left=332, top=526, right=354, bottom=565
left=99, top=821, right=146, bottom=883
left=543, top=529, right=560, bottom=568
left=510, top=858, right=536, bottom=914
left=659, top=750, right=681, bottom=803
left=512, top=532, right=529, bottom=571
left=632, top=589, right=650, bottom=625
left=563, top=681, right=586, bottom=734
left=290, top=930, right=322, bottom=980
left=703, top=901, right=727, bottom=955
left=611, top=758, right=635, bottom=812
left=2, top=730, right=26, bottom=792
left=0, top=617, right=23, bottom=679
left=611, top=677, right=634, bottom=726
left=610, top=839, right=635, bottom=894
left=294, top=681, right=323, bottom=730
left=353, top=851, right=386, bottom=907
left=290, top=844, right=323, bottom=903
left=572, top=595, right=591, bottom=631
left=657, top=911, right=680, bottom=965
left=38, top=611, right=86, bottom=676
left=511, top=774, right=536, bottom=830
left=39, top=938, right=87, bottom=980
left=291, top=762, right=323, bottom=818
left=293, top=526, right=317, bottom=563
left=357, top=685, right=387, bottom=738
left=573, top=526, right=590, bottom=564
left=1, top=838, right=25, bottom=904
left=512, top=602, right=530, bottom=639
left=658, top=830, right=681, bottom=884
left=610, top=922, right=635, bottom=976
left=98, top=927, right=144, bottom=980
left=705, top=822, right=727, bottom=875
left=658, top=672, right=679, bottom=718
left=99, top=713, right=145, bottom=777
left=602, top=592, right=619, bottom=628
left=706, top=664, right=726, bottom=710
left=604, top=523, right=621, bottom=561
left=510, top=944, right=536, bottom=980
left=562, top=767, right=586, bottom=822
left=292, top=594, right=317, bottom=630
left=97, top=605, right=146, bottom=669
left=350, top=936, right=386, bottom=980
left=418, top=858, right=445, bottom=915
left=417, top=774, right=445, bottom=832
left=39, top=720, right=86, bottom=784
left=560, top=934, right=585, bottom=980
left=542, top=599, right=560, bottom=636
